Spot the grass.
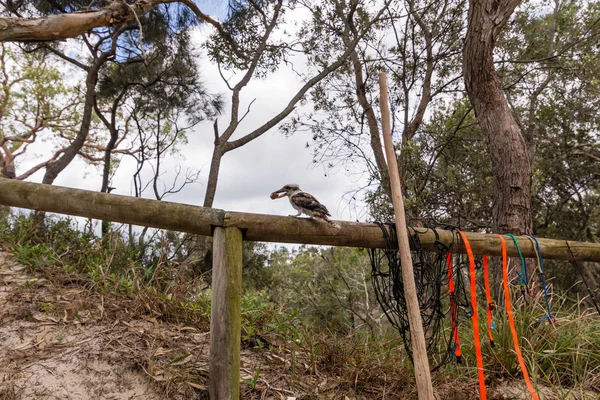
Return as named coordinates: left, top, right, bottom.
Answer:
left=441, top=287, right=600, bottom=399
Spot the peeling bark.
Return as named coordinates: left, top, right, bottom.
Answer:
left=0, top=0, right=160, bottom=42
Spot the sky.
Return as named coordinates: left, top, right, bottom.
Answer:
left=15, top=6, right=373, bottom=229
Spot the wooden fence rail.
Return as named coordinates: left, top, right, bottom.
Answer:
left=1, top=178, right=600, bottom=261
left=2, top=177, right=600, bottom=399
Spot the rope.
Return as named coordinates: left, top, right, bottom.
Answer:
left=457, top=230, right=487, bottom=400
left=482, top=255, right=495, bottom=346
left=447, top=252, right=462, bottom=363
left=497, top=234, right=540, bottom=400
left=504, top=233, right=529, bottom=298
left=527, top=236, right=554, bottom=323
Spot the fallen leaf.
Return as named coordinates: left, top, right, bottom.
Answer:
left=178, top=326, right=197, bottom=332
left=121, top=320, right=134, bottom=328
left=32, top=314, right=58, bottom=323
left=187, top=381, right=207, bottom=390
left=153, top=347, right=172, bottom=356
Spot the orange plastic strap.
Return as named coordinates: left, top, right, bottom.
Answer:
left=447, top=252, right=462, bottom=361
left=496, top=234, right=540, bottom=400
left=483, top=255, right=495, bottom=347
left=458, top=230, right=486, bottom=400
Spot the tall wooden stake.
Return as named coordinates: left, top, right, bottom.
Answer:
left=379, top=72, right=435, bottom=400
left=210, top=227, right=243, bottom=400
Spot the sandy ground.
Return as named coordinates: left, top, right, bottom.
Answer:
left=0, top=251, right=323, bottom=400
left=0, top=252, right=207, bottom=399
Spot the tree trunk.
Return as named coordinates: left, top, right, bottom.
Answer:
left=100, top=123, right=119, bottom=236
left=35, top=48, right=113, bottom=230
left=345, top=47, right=391, bottom=201
left=191, top=138, right=224, bottom=272
left=463, top=0, right=532, bottom=236
left=0, top=152, right=16, bottom=179
left=203, top=143, right=224, bottom=208
left=464, top=0, right=532, bottom=300
left=96, top=87, right=128, bottom=237
left=42, top=62, right=102, bottom=185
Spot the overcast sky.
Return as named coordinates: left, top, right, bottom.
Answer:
left=17, top=9, right=373, bottom=226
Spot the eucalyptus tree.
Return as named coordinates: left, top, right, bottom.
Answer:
left=462, top=0, right=534, bottom=236
left=495, top=0, right=600, bottom=296
left=403, top=0, right=600, bottom=238
left=1, top=1, right=226, bottom=238
left=1, top=2, right=219, bottom=173
left=3, top=2, right=127, bottom=188
left=95, top=25, right=223, bottom=198
left=201, top=0, right=394, bottom=208
left=494, top=0, right=600, bottom=243
left=406, top=0, right=600, bottom=295
left=1, top=0, right=236, bottom=188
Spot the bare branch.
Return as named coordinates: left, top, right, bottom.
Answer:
left=178, top=0, right=247, bottom=60
left=15, top=147, right=67, bottom=180
left=238, top=98, right=257, bottom=124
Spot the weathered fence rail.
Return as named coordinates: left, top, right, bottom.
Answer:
left=2, top=177, right=600, bottom=399
left=1, top=178, right=600, bottom=261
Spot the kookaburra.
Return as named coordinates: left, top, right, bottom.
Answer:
left=271, top=184, right=336, bottom=225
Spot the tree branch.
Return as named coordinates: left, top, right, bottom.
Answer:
left=0, top=0, right=166, bottom=42
left=224, top=1, right=393, bottom=152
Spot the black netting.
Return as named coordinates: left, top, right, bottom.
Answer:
left=369, top=223, right=470, bottom=371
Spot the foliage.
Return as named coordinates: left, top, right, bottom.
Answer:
left=206, top=0, right=289, bottom=76
left=3, top=0, right=222, bottom=204
left=282, top=0, right=467, bottom=211
left=404, top=100, right=493, bottom=229
left=2, top=0, right=600, bottom=396
left=0, top=43, right=81, bottom=179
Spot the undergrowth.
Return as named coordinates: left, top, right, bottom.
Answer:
left=1, top=213, right=599, bottom=398
left=450, top=291, right=600, bottom=398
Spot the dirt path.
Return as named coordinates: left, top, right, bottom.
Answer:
left=0, top=252, right=299, bottom=400
left=0, top=252, right=205, bottom=399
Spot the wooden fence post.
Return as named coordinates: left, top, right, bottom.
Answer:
left=210, top=227, right=243, bottom=400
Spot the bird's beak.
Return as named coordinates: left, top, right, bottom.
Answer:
left=270, top=187, right=287, bottom=199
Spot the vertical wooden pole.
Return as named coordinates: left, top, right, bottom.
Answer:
left=379, top=72, right=435, bottom=400
left=210, top=227, right=243, bottom=400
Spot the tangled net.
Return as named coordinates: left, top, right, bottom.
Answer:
left=369, top=224, right=473, bottom=370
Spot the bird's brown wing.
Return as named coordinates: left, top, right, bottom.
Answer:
left=292, top=192, right=331, bottom=216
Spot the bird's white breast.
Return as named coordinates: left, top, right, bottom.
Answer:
left=288, top=195, right=302, bottom=211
